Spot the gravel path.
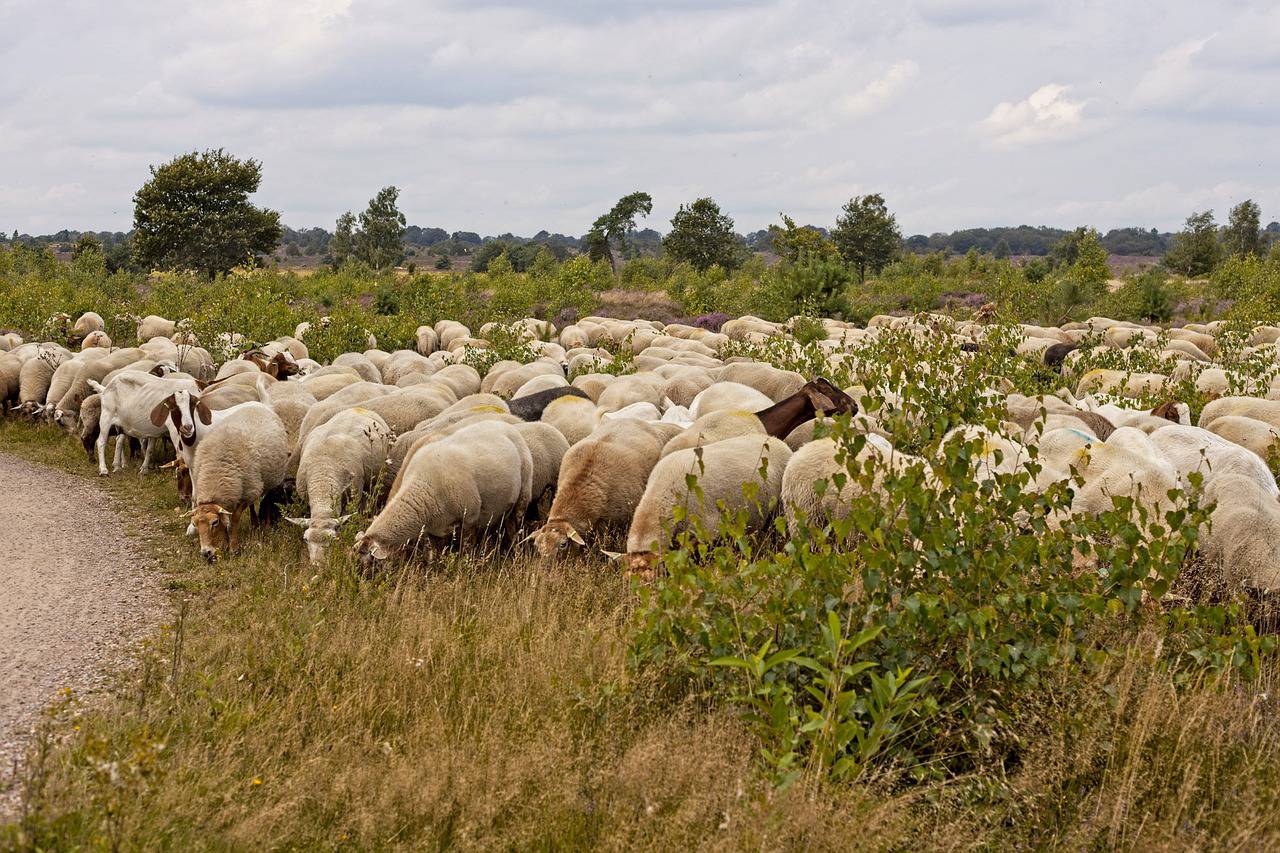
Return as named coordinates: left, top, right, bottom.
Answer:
left=0, top=451, right=162, bottom=817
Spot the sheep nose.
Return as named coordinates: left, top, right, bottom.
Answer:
left=201, top=548, right=217, bottom=563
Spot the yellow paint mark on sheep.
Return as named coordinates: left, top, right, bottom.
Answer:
left=471, top=405, right=507, bottom=413
left=350, top=407, right=373, bottom=416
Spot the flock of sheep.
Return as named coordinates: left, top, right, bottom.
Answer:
left=4, top=308, right=1280, bottom=593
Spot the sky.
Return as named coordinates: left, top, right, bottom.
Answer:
left=2, top=0, right=1278, bottom=237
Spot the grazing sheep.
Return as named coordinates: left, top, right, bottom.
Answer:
left=189, top=403, right=290, bottom=561
left=1148, top=425, right=1279, bottom=496
left=690, top=382, right=773, bottom=419
left=331, top=352, right=382, bottom=384
left=1069, top=427, right=1180, bottom=517
left=538, top=393, right=599, bottom=445
left=1204, top=415, right=1280, bottom=464
left=509, top=386, right=590, bottom=421
left=352, top=389, right=455, bottom=435
left=596, top=374, right=663, bottom=414
left=782, top=433, right=926, bottom=535
left=1199, top=397, right=1280, bottom=432
left=17, top=347, right=71, bottom=414
left=288, top=406, right=395, bottom=562
left=415, top=325, right=439, bottom=356
left=512, top=421, right=570, bottom=517
left=1201, top=474, right=1280, bottom=592
left=136, top=315, right=176, bottom=343
left=70, top=311, right=105, bottom=344
left=531, top=419, right=685, bottom=558
left=624, top=434, right=792, bottom=573
left=354, top=420, right=533, bottom=566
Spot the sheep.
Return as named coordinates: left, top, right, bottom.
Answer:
left=189, top=403, right=290, bottom=561
left=661, top=410, right=765, bottom=456
left=538, top=393, right=599, bottom=445
left=603, top=401, right=663, bottom=422
left=415, top=325, right=439, bottom=355
left=782, top=433, right=926, bottom=535
left=349, top=388, right=454, bottom=435
left=1201, top=474, right=1280, bottom=592
left=76, top=393, right=103, bottom=458
left=1204, top=415, right=1280, bottom=464
left=69, top=311, right=104, bottom=344
left=1075, top=369, right=1168, bottom=398
left=689, top=382, right=774, bottom=419
left=90, top=372, right=201, bottom=475
left=379, top=350, right=434, bottom=385
left=571, top=373, right=616, bottom=402
left=1147, top=425, right=1279, bottom=497
left=596, top=374, right=663, bottom=414
left=512, top=373, right=569, bottom=399
left=288, top=382, right=396, bottom=476
left=136, top=315, right=176, bottom=343
left=16, top=347, right=71, bottom=414
left=287, top=406, right=395, bottom=562
left=1199, top=397, right=1280, bottom=432
left=431, top=363, right=482, bottom=399
left=624, top=434, right=792, bottom=573
left=531, top=419, right=685, bottom=558
left=509, top=386, right=590, bottom=421
left=1067, top=427, right=1180, bottom=517
left=486, top=361, right=563, bottom=399
left=80, top=330, right=112, bottom=350
left=50, top=346, right=147, bottom=424
left=354, top=420, right=533, bottom=566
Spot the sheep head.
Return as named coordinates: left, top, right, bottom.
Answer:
left=353, top=530, right=392, bottom=569
left=190, top=503, right=234, bottom=562
left=530, top=520, right=587, bottom=558
left=288, top=515, right=353, bottom=563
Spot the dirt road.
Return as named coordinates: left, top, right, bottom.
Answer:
left=0, top=451, right=161, bottom=816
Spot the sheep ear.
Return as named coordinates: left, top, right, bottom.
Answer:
left=335, top=514, right=354, bottom=524
left=369, top=540, right=389, bottom=560
left=600, top=549, right=624, bottom=561
left=159, top=459, right=177, bottom=470
left=519, top=530, right=539, bottom=544
left=88, top=380, right=104, bottom=393
left=285, top=516, right=310, bottom=527
left=149, top=398, right=171, bottom=427
left=195, top=400, right=213, bottom=425
left=567, top=526, right=587, bottom=546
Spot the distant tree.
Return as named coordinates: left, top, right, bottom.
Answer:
left=451, top=231, right=482, bottom=246
left=471, top=240, right=511, bottom=272
left=434, top=254, right=452, bottom=270
left=832, top=193, right=901, bottom=283
left=131, top=149, right=281, bottom=277
left=1066, top=228, right=1110, bottom=288
left=329, top=211, right=356, bottom=267
left=1047, top=227, right=1093, bottom=269
left=1165, top=210, right=1223, bottom=277
left=71, top=232, right=102, bottom=260
left=355, top=186, right=406, bottom=269
left=664, top=197, right=744, bottom=271
left=768, top=214, right=840, bottom=266
left=1223, top=199, right=1262, bottom=258
left=586, top=191, right=653, bottom=272
left=993, top=238, right=1010, bottom=260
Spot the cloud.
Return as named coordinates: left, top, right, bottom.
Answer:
left=842, top=61, right=919, bottom=117
left=1133, top=36, right=1213, bottom=107
left=982, top=84, right=1087, bottom=147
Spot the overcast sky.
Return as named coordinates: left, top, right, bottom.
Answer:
left=2, top=0, right=1278, bottom=237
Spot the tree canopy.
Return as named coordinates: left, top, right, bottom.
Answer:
left=331, top=186, right=407, bottom=270
left=1224, top=199, right=1262, bottom=258
left=131, top=149, right=282, bottom=277
left=1164, top=210, right=1223, bottom=277
left=832, top=193, right=900, bottom=283
left=663, top=197, right=744, bottom=271
left=586, top=191, right=653, bottom=271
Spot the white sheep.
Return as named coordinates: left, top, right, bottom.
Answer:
left=1147, top=424, right=1279, bottom=497
left=624, top=434, right=792, bottom=573
left=689, top=381, right=773, bottom=419
left=189, top=403, right=290, bottom=561
left=288, top=406, right=395, bottom=562
left=782, top=433, right=926, bottom=536
left=1201, top=474, right=1280, bottom=592
left=531, top=419, right=684, bottom=558
left=355, top=420, right=533, bottom=566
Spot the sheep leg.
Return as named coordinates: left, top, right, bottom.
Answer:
left=229, top=505, right=245, bottom=551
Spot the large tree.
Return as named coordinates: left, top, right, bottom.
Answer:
left=585, top=191, right=653, bottom=272
left=356, top=186, right=407, bottom=269
left=663, top=197, right=744, bottom=271
left=132, top=149, right=282, bottom=277
left=831, top=193, right=901, bottom=283
left=1223, top=199, right=1262, bottom=258
left=331, top=187, right=407, bottom=270
left=1164, top=210, right=1223, bottom=277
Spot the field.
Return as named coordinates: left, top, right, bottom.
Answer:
left=7, top=247, right=1280, bottom=848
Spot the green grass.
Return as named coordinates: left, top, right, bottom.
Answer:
left=7, top=416, right=1280, bottom=850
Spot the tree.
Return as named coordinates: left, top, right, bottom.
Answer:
left=1068, top=228, right=1110, bottom=288
left=585, top=191, right=653, bottom=272
left=768, top=214, right=840, bottom=266
left=663, top=197, right=745, bottom=271
left=356, top=186, right=407, bottom=269
left=1223, top=199, right=1262, bottom=258
left=993, top=238, right=1010, bottom=260
left=329, top=212, right=356, bottom=267
left=71, top=233, right=102, bottom=260
left=831, top=193, right=901, bottom=283
left=1164, top=210, right=1223, bottom=277
left=131, top=148, right=281, bottom=277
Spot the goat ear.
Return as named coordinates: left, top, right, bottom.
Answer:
left=284, top=516, right=310, bottom=527
left=195, top=399, right=213, bottom=425
left=806, top=387, right=837, bottom=412
left=149, top=398, right=171, bottom=427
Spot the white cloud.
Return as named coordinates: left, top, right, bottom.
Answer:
left=842, top=61, right=919, bottom=117
left=982, top=83, right=1087, bottom=147
left=1133, top=36, right=1213, bottom=107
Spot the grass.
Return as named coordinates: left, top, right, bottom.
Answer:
left=7, top=415, right=1280, bottom=849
